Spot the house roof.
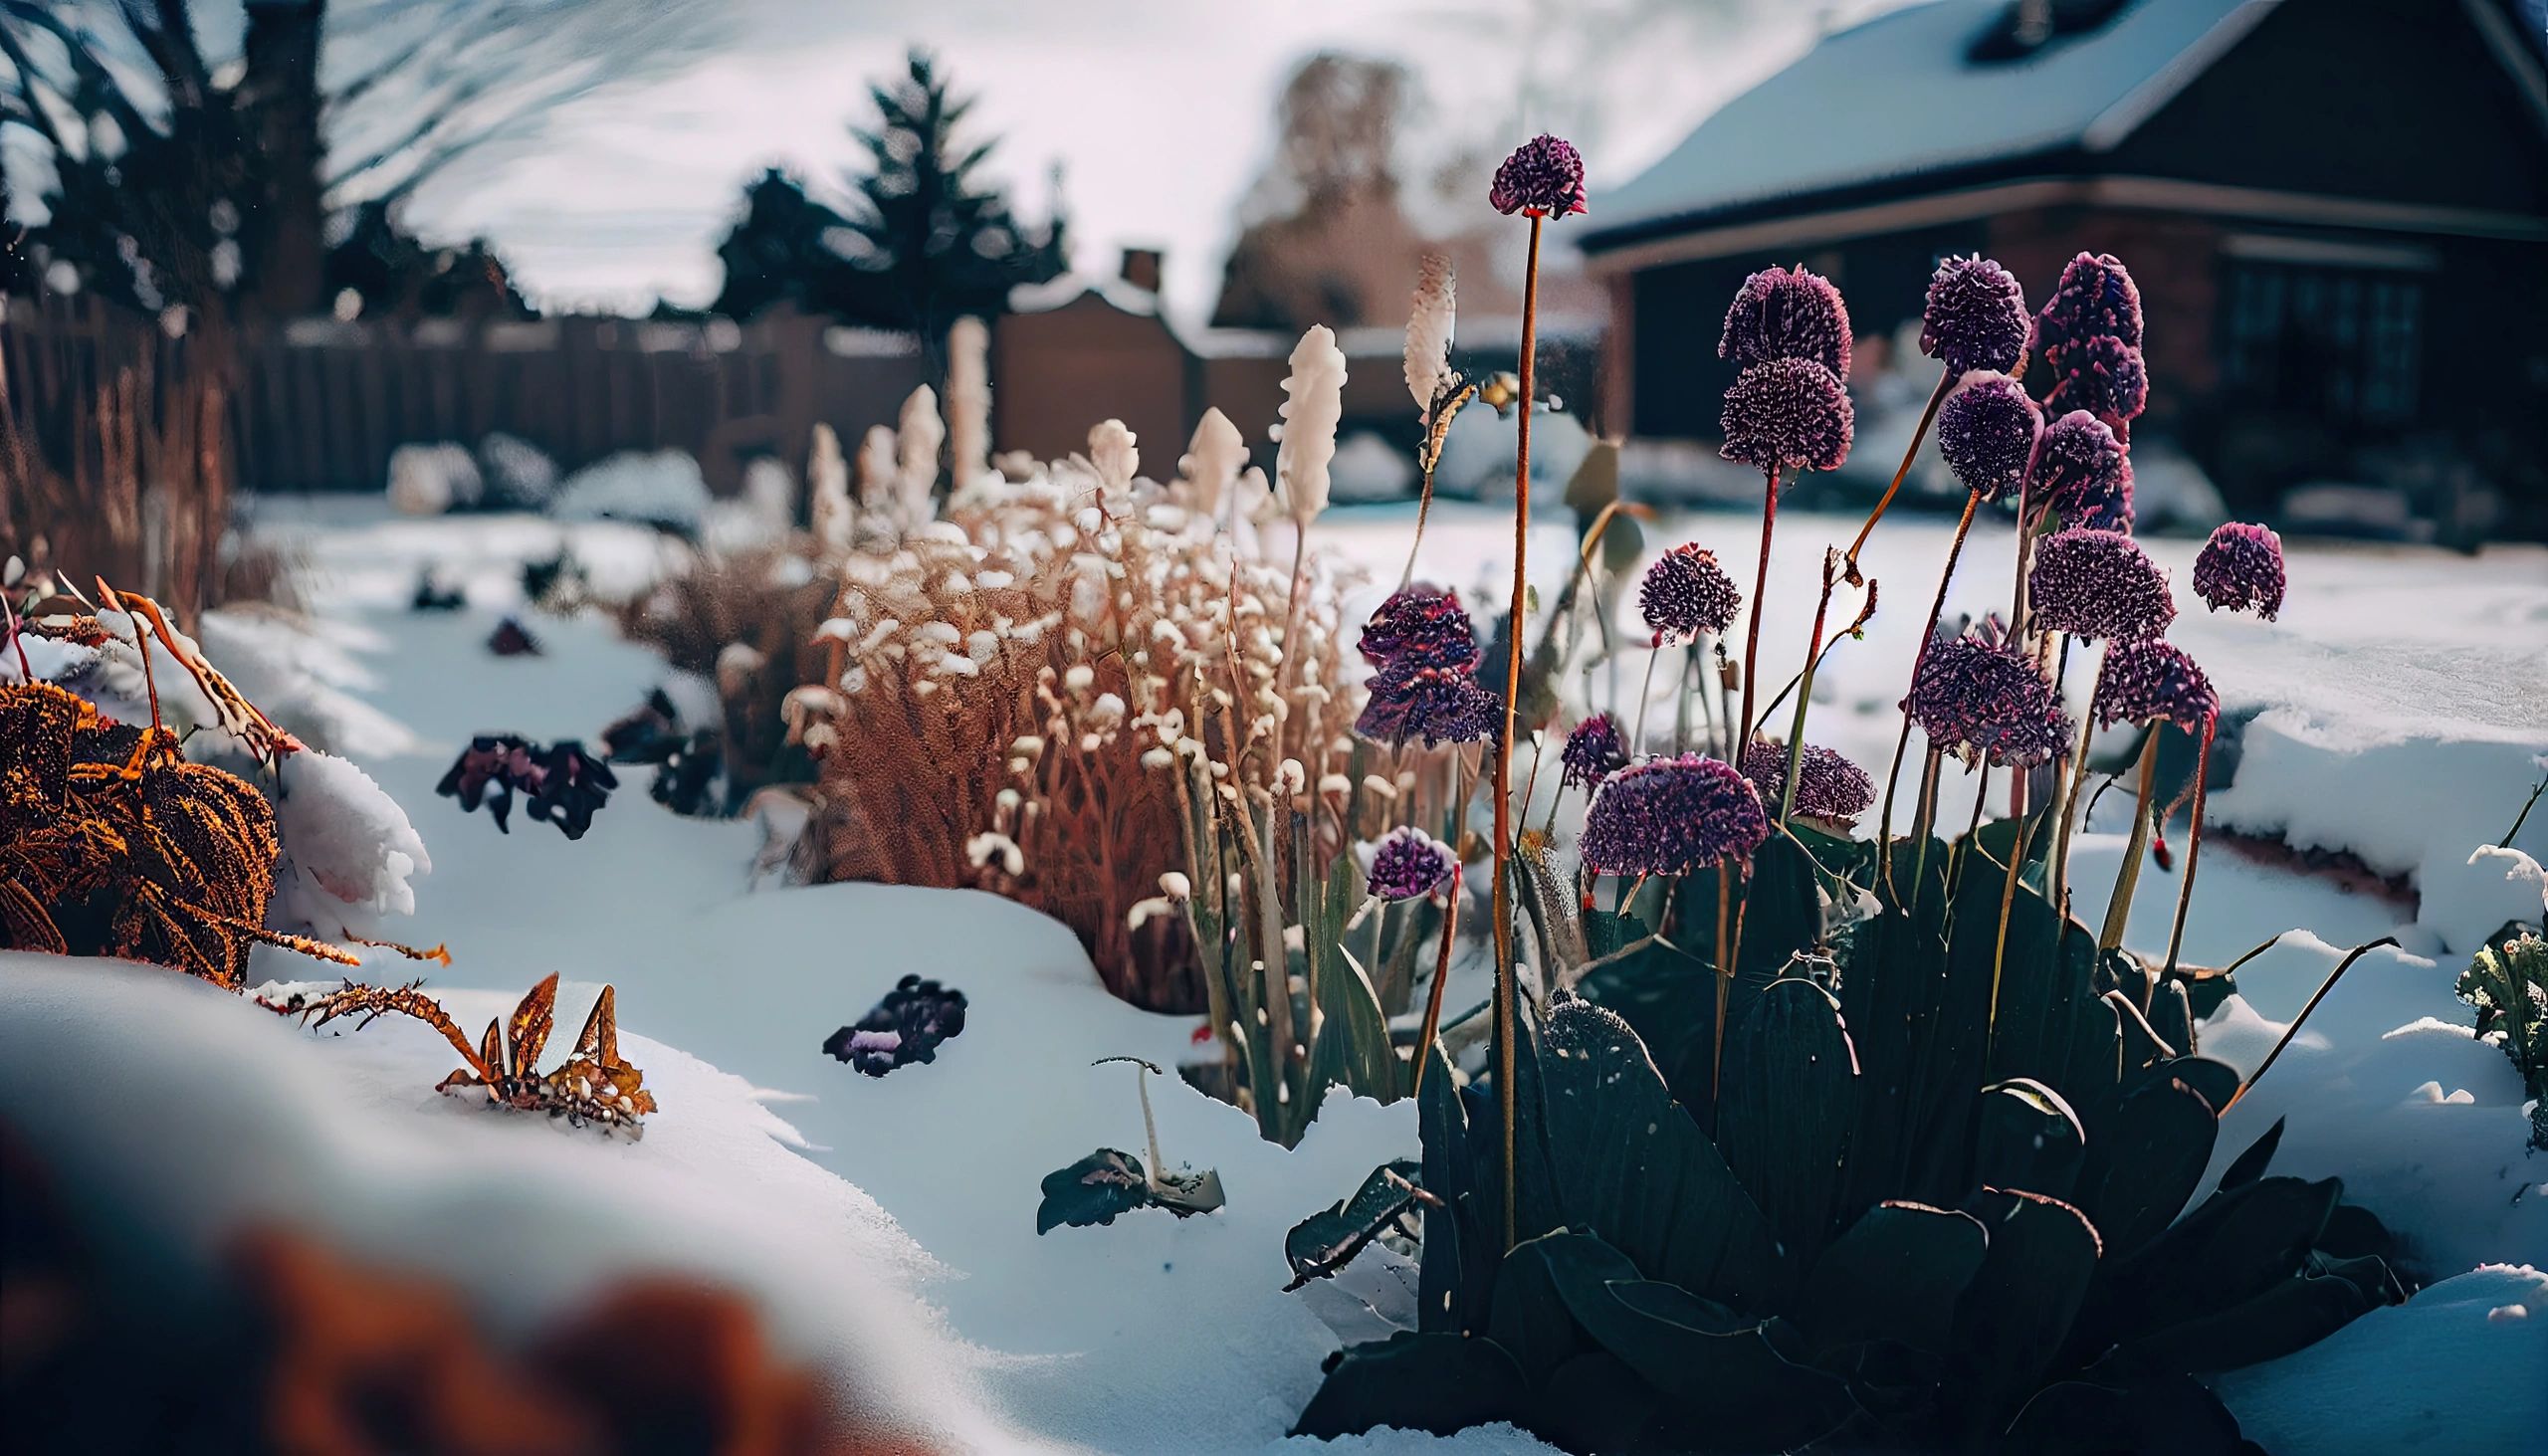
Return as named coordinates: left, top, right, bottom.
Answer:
left=1579, top=0, right=2270, bottom=252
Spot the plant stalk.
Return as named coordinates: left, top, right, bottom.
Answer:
left=1879, top=490, right=1982, bottom=894
left=2161, top=717, right=2217, bottom=977
left=2222, top=936, right=2401, bottom=1114
left=1737, top=467, right=1782, bottom=746
left=1410, top=864, right=1464, bottom=1098
left=2097, top=729, right=2163, bottom=955
left=1843, top=365, right=1954, bottom=574
left=1778, top=548, right=1839, bottom=823
left=1489, top=210, right=1544, bottom=1252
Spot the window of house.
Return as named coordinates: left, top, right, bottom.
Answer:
left=2220, top=256, right=2426, bottom=432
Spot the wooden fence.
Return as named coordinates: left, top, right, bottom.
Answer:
left=3, top=295, right=932, bottom=500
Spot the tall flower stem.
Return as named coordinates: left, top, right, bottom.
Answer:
left=2097, top=728, right=2163, bottom=955
left=2221, top=936, right=2402, bottom=1114
left=1737, top=467, right=1782, bottom=745
left=2161, top=718, right=2217, bottom=976
left=1843, top=366, right=1953, bottom=575
left=1879, top=490, right=1982, bottom=893
left=1398, top=457, right=1439, bottom=590
left=1907, top=745, right=1945, bottom=899
left=1409, top=864, right=1464, bottom=1099
left=1711, top=867, right=1733, bottom=1118
left=1489, top=211, right=1544, bottom=1252
left=2047, top=658, right=2104, bottom=917
left=1987, top=803, right=2036, bottom=1049
left=1631, top=647, right=1663, bottom=753
left=1778, top=548, right=1839, bottom=823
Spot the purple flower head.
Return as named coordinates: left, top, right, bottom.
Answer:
left=1561, top=712, right=1630, bottom=791
left=1356, top=662, right=1502, bottom=748
left=2030, top=410, right=2133, bottom=530
left=1638, top=542, right=1742, bottom=645
left=2036, top=252, right=2143, bottom=364
left=1720, top=357, right=1853, bottom=475
left=1489, top=134, right=1588, bottom=218
left=2053, top=333, right=2148, bottom=432
left=1359, top=584, right=1480, bottom=672
left=1905, top=628, right=2074, bottom=768
left=2193, top=521, right=2286, bottom=621
left=1367, top=826, right=1457, bottom=902
left=2027, top=527, right=2176, bottom=643
left=1579, top=753, right=1770, bottom=877
left=1739, top=737, right=1876, bottom=825
left=1921, top=255, right=2031, bottom=375
left=1935, top=370, right=2041, bottom=503
left=2093, top=639, right=2218, bottom=732
left=1719, top=265, right=1852, bottom=379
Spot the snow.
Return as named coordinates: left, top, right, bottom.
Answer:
left=387, top=441, right=483, bottom=516
left=2212, top=1263, right=2548, bottom=1454
left=2417, top=846, right=2548, bottom=956
left=271, top=748, right=433, bottom=937
left=15, top=493, right=2547, bottom=1453
left=548, top=449, right=714, bottom=533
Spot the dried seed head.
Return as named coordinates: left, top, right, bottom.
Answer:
left=1739, top=737, right=1876, bottom=824
left=1580, top=753, right=1770, bottom=877
left=2030, top=410, right=2134, bottom=532
left=1721, top=357, right=1853, bottom=474
left=2094, top=639, right=2218, bottom=732
left=1560, top=712, right=1630, bottom=791
left=1906, top=628, right=2074, bottom=768
left=1638, top=543, right=1742, bottom=645
left=1935, top=370, right=2040, bottom=503
left=2193, top=521, right=2286, bottom=621
left=1720, top=265, right=1852, bottom=379
left=1921, top=255, right=2031, bottom=375
left=2027, top=527, right=2176, bottom=643
left=2036, top=252, right=2144, bottom=364
left=1367, top=826, right=1457, bottom=902
left=1488, top=133, right=1588, bottom=218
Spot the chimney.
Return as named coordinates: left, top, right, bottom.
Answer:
left=1119, top=247, right=1164, bottom=296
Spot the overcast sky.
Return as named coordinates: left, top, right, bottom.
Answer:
left=399, top=0, right=1904, bottom=325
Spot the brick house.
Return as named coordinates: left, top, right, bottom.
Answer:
left=1579, top=0, right=2548, bottom=535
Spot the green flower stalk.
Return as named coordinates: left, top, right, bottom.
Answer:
left=1485, top=132, right=1584, bottom=1251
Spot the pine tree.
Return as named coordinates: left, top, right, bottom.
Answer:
left=711, top=168, right=852, bottom=320
left=832, top=49, right=1067, bottom=341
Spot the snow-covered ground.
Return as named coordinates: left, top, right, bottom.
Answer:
left=5, top=496, right=2542, bottom=1452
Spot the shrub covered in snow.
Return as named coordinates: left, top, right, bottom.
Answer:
left=386, top=441, right=483, bottom=516
left=476, top=430, right=558, bottom=510
left=548, top=450, right=712, bottom=534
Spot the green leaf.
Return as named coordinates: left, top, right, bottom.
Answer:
left=2001, top=1366, right=2256, bottom=1455
left=1291, top=1331, right=1530, bottom=1439
left=1949, top=1189, right=2104, bottom=1427
left=1303, top=943, right=1402, bottom=1122
left=2118, top=1257, right=2391, bottom=1373
left=1035, top=1148, right=1155, bottom=1234
left=1971, top=1077, right=2086, bottom=1202
left=1284, top=1159, right=1429, bottom=1290
left=2216, top=1117, right=2285, bottom=1195
left=1535, top=998, right=1791, bottom=1310
left=1415, top=1043, right=1494, bottom=1335
left=1793, top=1200, right=1989, bottom=1357
left=2072, top=1074, right=2219, bottom=1259
left=2107, top=1175, right=2341, bottom=1339
left=1718, top=977, right=1860, bottom=1265
left=1488, top=1232, right=1607, bottom=1383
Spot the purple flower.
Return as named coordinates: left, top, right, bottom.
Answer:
left=2052, top=333, right=2148, bottom=433
left=1905, top=628, right=2074, bottom=768
left=1561, top=712, right=1630, bottom=791
left=1489, top=134, right=1588, bottom=218
left=1720, top=357, right=1853, bottom=475
left=1359, top=585, right=1480, bottom=672
left=2193, top=521, right=2286, bottom=621
left=2030, top=410, right=2133, bottom=531
left=1356, top=662, right=1502, bottom=748
left=1719, top=265, right=1851, bottom=379
left=1935, top=370, right=2041, bottom=503
left=1367, top=826, right=1457, bottom=902
left=1921, top=255, right=2031, bottom=375
left=1739, top=737, right=1875, bottom=825
left=1638, top=542, right=1742, bottom=645
left=2036, top=252, right=2143, bottom=364
left=2027, top=527, right=2176, bottom=643
left=2094, top=639, right=2218, bottom=732
left=1580, top=753, right=1769, bottom=877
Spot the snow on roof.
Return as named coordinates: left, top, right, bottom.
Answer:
left=1582, top=0, right=2265, bottom=248
left=1007, top=273, right=1164, bottom=318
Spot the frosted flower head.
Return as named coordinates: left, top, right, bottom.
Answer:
left=1921, top=255, right=2031, bottom=375
left=1489, top=134, right=1588, bottom=218
left=1560, top=712, right=1630, bottom=791
left=2193, top=521, right=2286, bottom=621
left=1739, top=737, right=1875, bottom=825
left=2053, top=333, right=2148, bottom=433
left=1358, top=585, right=1479, bottom=672
left=1638, top=542, right=1742, bottom=645
left=2030, top=410, right=2133, bottom=530
left=1720, top=357, right=1853, bottom=474
left=2027, top=527, right=2176, bottom=642
left=1580, top=754, right=1769, bottom=877
left=1367, top=826, right=1457, bottom=902
left=1719, top=265, right=1851, bottom=379
left=1934, top=370, right=2040, bottom=503
left=2035, top=252, right=2143, bottom=363
left=2093, top=639, right=2218, bottom=732
left=1355, top=662, right=1501, bottom=748
left=1906, top=629, right=2073, bottom=768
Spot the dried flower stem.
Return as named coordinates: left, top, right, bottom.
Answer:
left=1711, top=867, right=1733, bottom=1116
left=2221, top=936, right=2400, bottom=1114
left=2047, top=660, right=2103, bottom=916
left=1987, top=801, right=2036, bottom=1047
left=2098, top=729, right=2163, bottom=954
left=1777, top=549, right=1841, bottom=823
left=2161, top=718, right=2216, bottom=977
left=1737, top=467, right=1782, bottom=745
left=1842, top=366, right=1953, bottom=574
left=1490, top=211, right=1544, bottom=1252
left=1879, top=490, right=1983, bottom=894
left=1410, top=863, right=1465, bottom=1099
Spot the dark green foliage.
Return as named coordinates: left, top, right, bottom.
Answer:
left=711, top=168, right=854, bottom=321
left=1283, top=1159, right=1429, bottom=1290
left=1298, top=824, right=2404, bottom=1452
left=2457, top=930, right=2548, bottom=1146
left=1034, top=1147, right=1221, bottom=1233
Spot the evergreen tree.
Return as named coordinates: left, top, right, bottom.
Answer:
left=831, top=49, right=1067, bottom=340
left=711, top=168, right=851, bottom=320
